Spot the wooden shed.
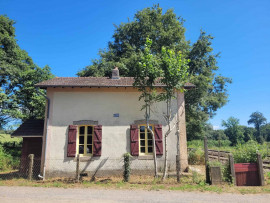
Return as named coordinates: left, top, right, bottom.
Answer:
left=11, top=119, right=44, bottom=176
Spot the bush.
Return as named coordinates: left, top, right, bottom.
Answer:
left=0, top=145, right=20, bottom=171
left=188, top=139, right=231, bottom=150
left=233, top=140, right=267, bottom=163
left=207, top=140, right=231, bottom=148
left=123, top=153, right=131, bottom=182
left=188, top=148, right=204, bottom=165
left=208, top=161, right=231, bottom=182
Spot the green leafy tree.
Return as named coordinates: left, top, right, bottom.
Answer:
left=185, top=32, right=232, bottom=140
left=208, top=129, right=228, bottom=141
left=133, top=38, right=161, bottom=178
left=261, top=123, right=270, bottom=142
left=222, top=117, right=244, bottom=145
left=77, top=5, right=231, bottom=140
left=240, top=126, right=255, bottom=142
left=0, top=15, right=53, bottom=127
left=158, top=47, right=189, bottom=180
left=248, top=111, right=267, bottom=143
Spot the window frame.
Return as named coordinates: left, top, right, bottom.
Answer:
left=76, top=125, right=94, bottom=156
left=138, top=124, right=154, bottom=156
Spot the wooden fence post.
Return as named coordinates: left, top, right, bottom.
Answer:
left=176, top=155, right=180, bottom=183
left=229, top=154, right=236, bottom=185
left=204, top=137, right=210, bottom=184
left=257, top=153, right=265, bottom=186
left=75, top=154, right=80, bottom=182
left=28, top=154, right=34, bottom=181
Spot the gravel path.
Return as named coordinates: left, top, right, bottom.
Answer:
left=0, top=186, right=270, bottom=203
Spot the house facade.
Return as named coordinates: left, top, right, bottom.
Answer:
left=21, top=69, right=194, bottom=178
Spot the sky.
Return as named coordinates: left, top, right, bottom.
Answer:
left=1, top=0, right=270, bottom=129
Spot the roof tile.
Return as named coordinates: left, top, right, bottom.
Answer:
left=35, top=77, right=195, bottom=89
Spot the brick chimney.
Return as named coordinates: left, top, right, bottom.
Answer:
left=111, top=67, right=120, bottom=79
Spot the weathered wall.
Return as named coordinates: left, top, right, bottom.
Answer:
left=43, top=87, right=188, bottom=177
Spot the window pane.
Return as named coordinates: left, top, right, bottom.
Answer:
left=140, top=133, right=145, bottom=139
left=141, top=147, right=145, bottom=153
left=79, top=126, right=85, bottom=135
left=79, top=136, right=84, bottom=144
left=148, top=147, right=153, bottom=153
left=140, top=140, right=145, bottom=146
left=140, top=126, right=145, bottom=132
left=87, top=136, right=92, bottom=144
left=79, top=145, right=84, bottom=154
left=148, top=140, right=153, bottom=146
left=87, top=126, right=93, bottom=134
left=147, top=133, right=152, bottom=139
left=87, top=145, right=92, bottom=154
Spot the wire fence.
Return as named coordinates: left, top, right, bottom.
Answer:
left=0, top=155, right=184, bottom=181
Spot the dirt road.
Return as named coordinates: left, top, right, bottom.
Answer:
left=0, top=186, right=270, bottom=203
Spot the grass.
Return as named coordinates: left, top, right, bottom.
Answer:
left=1, top=173, right=270, bottom=194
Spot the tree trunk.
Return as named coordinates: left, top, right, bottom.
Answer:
left=147, top=124, right=158, bottom=178
left=146, top=105, right=158, bottom=178
left=162, top=131, right=168, bottom=180
left=162, top=98, right=171, bottom=181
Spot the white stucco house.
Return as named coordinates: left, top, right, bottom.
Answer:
left=18, top=68, right=194, bottom=178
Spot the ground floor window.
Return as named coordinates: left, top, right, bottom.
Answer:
left=139, top=124, right=154, bottom=155
left=78, top=125, right=93, bottom=155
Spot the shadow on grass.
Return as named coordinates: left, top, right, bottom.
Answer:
left=0, top=171, right=27, bottom=180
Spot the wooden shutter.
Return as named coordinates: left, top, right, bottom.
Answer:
left=130, top=125, right=139, bottom=156
left=93, top=125, right=102, bottom=156
left=67, top=125, right=77, bottom=157
left=154, top=124, right=163, bottom=155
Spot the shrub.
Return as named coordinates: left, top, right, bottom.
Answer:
left=233, top=140, right=267, bottom=163
left=188, top=148, right=204, bottom=165
left=123, top=153, right=131, bottom=182
left=208, top=161, right=231, bottom=182
left=188, top=139, right=231, bottom=150
left=207, top=140, right=231, bottom=148
left=0, top=145, right=20, bottom=171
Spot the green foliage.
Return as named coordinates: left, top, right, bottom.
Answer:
left=188, top=148, right=204, bottom=165
left=248, top=111, right=267, bottom=143
left=159, top=47, right=189, bottom=101
left=188, top=139, right=231, bottom=149
left=77, top=5, right=231, bottom=140
left=208, top=161, right=231, bottom=182
left=261, top=124, right=270, bottom=142
left=222, top=117, right=244, bottom=145
left=123, top=153, right=131, bottom=182
left=133, top=37, right=161, bottom=119
left=233, top=140, right=267, bottom=163
left=0, top=144, right=20, bottom=171
left=185, top=32, right=232, bottom=140
left=240, top=126, right=255, bottom=142
left=0, top=15, right=54, bottom=126
left=208, top=129, right=228, bottom=141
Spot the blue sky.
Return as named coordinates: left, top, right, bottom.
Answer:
left=1, top=0, right=270, bottom=129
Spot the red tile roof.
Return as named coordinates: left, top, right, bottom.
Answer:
left=35, top=77, right=195, bottom=89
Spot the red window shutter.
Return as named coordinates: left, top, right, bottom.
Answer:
left=67, top=125, right=77, bottom=157
left=130, top=125, right=139, bottom=156
left=93, top=125, right=102, bottom=156
left=154, top=124, right=163, bottom=155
